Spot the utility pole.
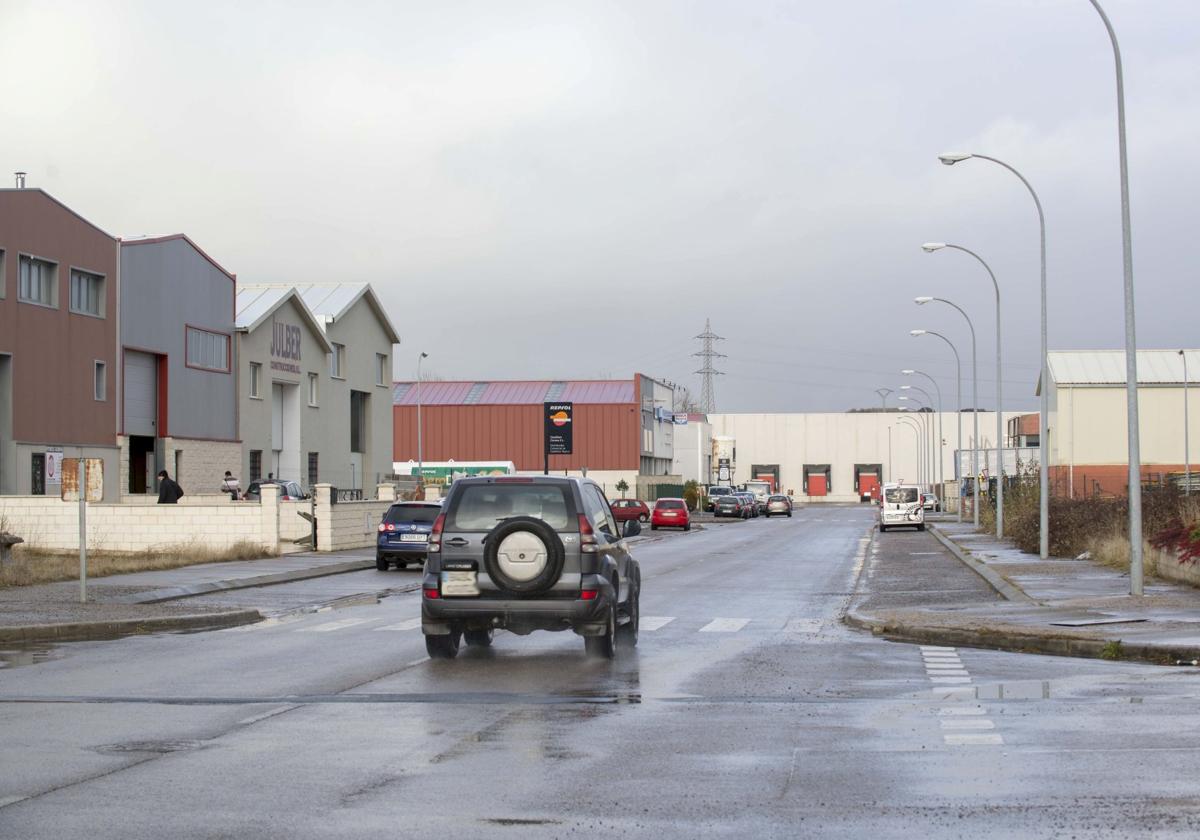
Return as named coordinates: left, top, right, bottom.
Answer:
left=694, top=319, right=726, bottom=414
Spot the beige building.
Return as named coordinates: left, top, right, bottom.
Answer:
left=1040, top=350, right=1198, bottom=497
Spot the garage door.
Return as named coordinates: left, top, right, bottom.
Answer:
left=808, top=474, right=827, bottom=496
left=124, top=351, right=157, bottom=437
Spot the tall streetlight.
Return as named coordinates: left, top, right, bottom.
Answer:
left=897, top=414, right=924, bottom=486
left=897, top=396, right=933, bottom=488
left=902, top=384, right=941, bottom=499
left=922, top=242, right=1005, bottom=538
left=1182, top=350, right=1191, bottom=494
left=917, top=296, right=980, bottom=527
left=876, top=388, right=894, bottom=480
left=938, top=150, right=1049, bottom=558
left=1082, top=0, right=1143, bottom=593
left=912, top=329, right=963, bottom=522
left=902, top=370, right=944, bottom=507
left=416, top=352, right=429, bottom=490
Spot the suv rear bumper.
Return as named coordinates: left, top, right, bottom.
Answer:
left=421, top=574, right=615, bottom=636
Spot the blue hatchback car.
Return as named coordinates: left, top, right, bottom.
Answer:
left=377, top=502, right=442, bottom=571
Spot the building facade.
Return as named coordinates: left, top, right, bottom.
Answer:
left=118, top=235, right=240, bottom=496
left=0, top=188, right=120, bottom=499
left=1042, top=350, right=1198, bottom=496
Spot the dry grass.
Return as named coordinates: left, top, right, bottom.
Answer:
left=1087, top=531, right=1160, bottom=577
left=0, top=540, right=276, bottom=588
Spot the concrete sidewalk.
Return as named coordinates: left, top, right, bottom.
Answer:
left=0, top=549, right=376, bottom=644
left=847, top=517, right=1200, bottom=665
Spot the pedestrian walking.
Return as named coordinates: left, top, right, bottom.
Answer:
left=221, top=470, right=241, bottom=501
left=157, top=470, right=184, bottom=504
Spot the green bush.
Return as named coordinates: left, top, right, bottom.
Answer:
left=683, top=480, right=701, bottom=511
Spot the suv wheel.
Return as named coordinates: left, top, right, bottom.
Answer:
left=584, top=601, right=617, bottom=659
left=464, top=628, right=494, bottom=647
left=425, top=630, right=461, bottom=659
left=484, top=516, right=566, bottom=596
left=617, top=584, right=639, bottom=649
left=639, top=513, right=649, bottom=523
left=375, top=555, right=389, bottom=571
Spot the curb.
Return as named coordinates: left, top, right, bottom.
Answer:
left=927, top=525, right=1037, bottom=605
left=116, top=559, right=376, bottom=604
left=0, top=608, right=263, bottom=645
left=843, top=608, right=1200, bottom=667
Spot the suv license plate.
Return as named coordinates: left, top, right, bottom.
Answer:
left=399, top=533, right=427, bottom=542
left=441, top=571, right=480, bottom=597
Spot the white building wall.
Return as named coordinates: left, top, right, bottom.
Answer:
left=671, top=421, right=712, bottom=485
left=1053, top=383, right=1199, bottom=466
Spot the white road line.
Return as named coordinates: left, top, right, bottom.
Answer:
left=699, top=618, right=751, bottom=633
left=939, top=707, right=988, bottom=716
left=929, top=676, right=973, bottom=684
left=920, top=645, right=956, bottom=652
left=374, top=618, right=422, bottom=631
left=640, top=616, right=675, bottom=632
left=944, top=733, right=1005, bottom=746
left=297, top=618, right=381, bottom=633
left=940, top=719, right=995, bottom=731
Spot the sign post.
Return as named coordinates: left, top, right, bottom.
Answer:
left=62, top=457, right=103, bottom=603
left=543, top=402, right=573, bottom=475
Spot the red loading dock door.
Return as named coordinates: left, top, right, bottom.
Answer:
left=808, top=475, right=827, bottom=497
left=860, top=474, right=880, bottom=499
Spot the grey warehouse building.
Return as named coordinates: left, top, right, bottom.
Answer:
left=235, top=283, right=399, bottom=492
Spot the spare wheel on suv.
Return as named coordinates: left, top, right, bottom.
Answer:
left=484, top=516, right=566, bottom=596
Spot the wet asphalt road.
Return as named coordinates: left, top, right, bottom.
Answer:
left=3, top=507, right=1200, bottom=838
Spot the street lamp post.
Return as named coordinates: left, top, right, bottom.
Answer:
left=912, top=329, right=963, bottom=522
left=876, top=388, right=894, bottom=481
left=901, top=384, right=941, bottom=497
left=898, top=396, right=932, bottom=488
left=917, top=297, right=980, bottom=527
left=897, top=415, right=924, bottom=486
left=923, top=242, right=1005, bottom=538
left=903, top=370, right=944, bottom=510
left=938, top=151, right=1049, bottom=559
left=1183, top=350, right=1192, bottom=494
left=417, top=352, right=429, bottom=489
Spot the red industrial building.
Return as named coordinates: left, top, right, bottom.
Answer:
left=392, top=375, right=678, bottom=480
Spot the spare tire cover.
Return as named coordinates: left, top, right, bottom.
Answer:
left=484, top=516, right=566, bottom=596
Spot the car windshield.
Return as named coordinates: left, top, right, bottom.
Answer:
left=656, top=499, right=685, bottom=509
left=384, top=504, right=441, bottom=525
left=885, top=487, right=920, bottom=504
left=449, top=484, right=572, bottom=531
left=709, top=487, right=733, bottom=496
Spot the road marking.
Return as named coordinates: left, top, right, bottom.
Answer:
left=944, top=733, right=1005, bottom=746
left=929, top=676, right=972, bottom=684
left=700, top=618, right=751, bottom=633
left=640, top=616, right=675, bottom=631
left=374, top=618, right=422, bottom=631
left=919, top=645, right=956, bottom=652
left=940, top=718, right=995, bottom=731
left=297, top=618, right=381, bottom=633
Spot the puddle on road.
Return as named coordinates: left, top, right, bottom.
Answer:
left=0, top=644, right=63, bottom=670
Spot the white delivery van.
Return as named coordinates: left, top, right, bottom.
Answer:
left=878, top=483, right=925, bottom=532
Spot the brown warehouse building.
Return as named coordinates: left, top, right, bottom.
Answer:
left=391, top=375, right=679, bottom=495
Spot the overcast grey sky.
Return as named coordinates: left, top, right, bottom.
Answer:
left=3, top=0, right=1196, bottom=412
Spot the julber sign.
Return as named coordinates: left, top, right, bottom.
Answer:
left=270, top=319, right=302, bottom=375
left=543, top=401, right=573, bottom=474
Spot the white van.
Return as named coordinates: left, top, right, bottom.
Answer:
left=878, top=483, right=925, bottom=532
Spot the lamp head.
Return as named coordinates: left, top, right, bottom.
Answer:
left=914, top=296, right=933, bottom=305
left=419, top=351, right=429, bottom=359
left=898, top=396, right=912, bottom=401
left=910, top=329, right=927, bottom=337
left=901, top=369, right=916, bottom=375
left=922, top=242, right=946, bottom=253
left=938, top=152, right=972, bottom=166
left=900, top=385, right=913, bottom=390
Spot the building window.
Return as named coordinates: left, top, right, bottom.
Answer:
left=69, top=269, right=104, bottom=316
left=186, top=326, right=230, bottom=372
left=350, top=391, right=368, bottom=454
left=249, top=362, right=262, bottom=398
left=376, top=353, right=388, bottom=386
left=18, top=255, right=57, bottom=307
left=330, top=343, right=345, bottom=378
left=0, top=249, right=6, bottom=299
left=249, top=450, right=262, bottom=482
left=94, top=361, right=106, bottom=401
left=308, top=372, right=319, bottom=406
left=308, top=452, right=319, bottom=486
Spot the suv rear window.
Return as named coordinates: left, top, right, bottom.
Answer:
left=384, top=504, right=441, bottom=524
left=449, top=484, right=573, bottom=531
left=769, top=495, right=787, bottom=501
left=709, top=487, right=733, bottom=496
left=885, top=487, right=919, bottom=504
left=656, top=499, right=685, bottom=509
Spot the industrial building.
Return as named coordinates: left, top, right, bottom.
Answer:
left=1041, top=349, right=1198, bottom=496
left=392, top=375, right=679, bottom=497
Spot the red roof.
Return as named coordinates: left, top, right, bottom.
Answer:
left=393, top=379, right=636, bottom=407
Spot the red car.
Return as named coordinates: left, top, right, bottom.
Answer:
left=650, top=498, right=691, bottom=531
left=610, top=498, right=651, bottom=523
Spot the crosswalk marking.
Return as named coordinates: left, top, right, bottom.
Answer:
left=699, top=618, right=751, bottom=633
left=374, top=618, right=422, bottom=631
left=298, top=618, right=381, bottom=633
left=940, top=718, right=995, bottom=731
left=929, top=676, right=972, bottom=684
left=640, top=616, right=675, bottom=632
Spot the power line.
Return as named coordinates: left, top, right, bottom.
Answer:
left=693, top=318, right=725, bottom=414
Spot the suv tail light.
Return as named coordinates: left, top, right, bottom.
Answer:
left=428, top=513, right=446, bottom=553
left=377, top=523, right=387, bottom=533
left=578, top=514, right=597, bottom=554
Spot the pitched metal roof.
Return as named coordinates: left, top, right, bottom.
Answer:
left=1043, top=350, right=1200, bottom=389
left=119, top=233, right=236, bottom=280
left=238, top=282, right=400, bottom=345
left=392, top=379, right=637, bottom=406
left=234, top=285, right=332, bottom=352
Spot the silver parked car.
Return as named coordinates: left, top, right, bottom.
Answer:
left=765, top=494, right=792, bottom=517
left=422, top=476, right=642, bottom=660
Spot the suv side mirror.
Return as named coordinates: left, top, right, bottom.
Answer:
left=623, top=519, right=642, bottom=538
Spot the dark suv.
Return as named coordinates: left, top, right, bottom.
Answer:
left=422, top=476, right=642, bottom=660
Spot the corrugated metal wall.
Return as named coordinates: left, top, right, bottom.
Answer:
left=393, top=404, right=640, bottom=471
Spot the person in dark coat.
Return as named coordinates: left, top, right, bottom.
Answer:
left=157, top=470, right=184, bottom=504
